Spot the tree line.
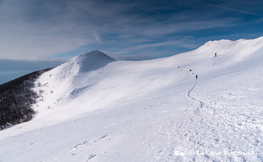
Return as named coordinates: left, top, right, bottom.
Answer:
left=0, top=68, right=52, bottom=130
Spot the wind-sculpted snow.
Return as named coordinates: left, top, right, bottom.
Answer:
left=1, top=37, right=263, bottom=161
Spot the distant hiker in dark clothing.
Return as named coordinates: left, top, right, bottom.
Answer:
left=214, top=53, right=217, bottom=57
left=196, top=75, right=198, bottom=79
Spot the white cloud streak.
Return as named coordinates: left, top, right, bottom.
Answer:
left=0, top=0, right=262, bottom=60
left=196, top=1, right=259, bottom=16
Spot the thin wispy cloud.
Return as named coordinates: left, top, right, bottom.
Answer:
left=196, top=1, right=259, bottom=16
left=0, top=0, right=262, bottom=60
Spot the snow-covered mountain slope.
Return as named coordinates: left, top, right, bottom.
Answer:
left=30, top=50, right=116, bottom=120
left=1, top=37, right=263, bottom=162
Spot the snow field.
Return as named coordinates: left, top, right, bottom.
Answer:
left=1, top=37, right=263, bottom=161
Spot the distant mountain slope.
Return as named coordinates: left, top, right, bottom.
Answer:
left=31, top=50, right=116, bottom=119
left=0, top=50, right=115, bottom=130
left=0, top=68, right=51, bottom=129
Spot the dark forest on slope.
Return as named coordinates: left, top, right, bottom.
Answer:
left=0, top=68, right=51, bottom=130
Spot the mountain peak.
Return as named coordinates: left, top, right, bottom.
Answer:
left=77, top=50, right=115, bottom=61
left=73, top=50, right=115, bottom=72
left=54, top=50, right=115, bottom=79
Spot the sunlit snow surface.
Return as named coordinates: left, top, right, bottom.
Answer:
left=1, top=38, right=263, bottom=162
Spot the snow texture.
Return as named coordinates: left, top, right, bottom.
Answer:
left=1, top=37, right=263, bottom=162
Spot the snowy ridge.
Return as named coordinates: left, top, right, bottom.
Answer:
left=196, top=36, right=263, bottom=59
left=160, top=36, right=263, bottom=77
left=54, top=50, right=115, bottom=79
left=1, top=37, right=263, bottom=162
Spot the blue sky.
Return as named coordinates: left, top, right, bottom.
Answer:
left=0, top=0, right=263, bottom=83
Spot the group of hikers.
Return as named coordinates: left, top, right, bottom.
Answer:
left=177, top=67, right=198, bottom=80
left=177, top=52, right=218, bottom=81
